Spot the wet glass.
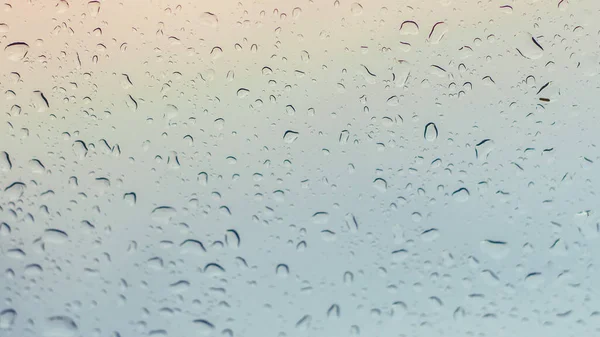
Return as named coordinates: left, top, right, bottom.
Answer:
left=1, top=0, right=600, bottom=336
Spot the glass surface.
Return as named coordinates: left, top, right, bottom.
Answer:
left=1, top=0, right=600, bottom=336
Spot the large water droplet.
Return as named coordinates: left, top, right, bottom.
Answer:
left=350, top=3, right=363, bottom=16
left=399, top=21, right=419, bottom=35
left=424, top=122, right=438, bottom=141
left=283, top=130, right=299, bottom=143
left=514, top=32, right=543, bottom=59
left=43, top=229, right=69, bottom=244
left=428, top=22, right=448, bottom=44
left=480, top=240, right=510, bottom=259
left=451, top=188, right=469, bottom=202
left=4, top=42, right=29, bottom=61
left=43, top=316, right=78, bottom=337
left=199, top=12, right=218, bottom=27
left=0, top=309, right=16, bottom=329
left=236, top=88, right=249, bottom=98
left=193, top=319, right=215, bottom=335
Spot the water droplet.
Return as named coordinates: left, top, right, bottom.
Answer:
left=391, top=249, right=409, bottom=262
left=43, top=316, right=78, bottom=337
left=312, top=212, right=329, bottom=224
left=428, top=22, right=448, bottom=44
left=24, top=264, right=43, bottom=276
left=0, top=152, right=12, bottom=171
left=0, top=309, right=16, bottom=329
left=399, top=21, right=419, bottom=35
left=373, top=178, right=387, bottom=192
left=210, top=46, right=223, bottom=59
left=236, top=88, right=249, bottom=98
left=56, top=0, right=69, bottom=13
left=475, top=139, right=494, bottom=161
left=283, top=130, right=299, bottom=143
left=4, top=182, right=26, bottom=200
left=343, top=271, right=354, bottom=285
left=524, top=272, right=544, bottom=289
left=480, top=240, right=510, bottom=259
left=350, top=3, right=363, bottom=15
left=285, top=105, right=296, bottom=115
left=180, top=239, right=206, bottom=255
left=424, top=122, right=438, bottom=141
left=321, top=230, right=336, bottom=242
left=43, top=229, right=69, bottom=244
left=386, top=95, right=400, bottom=106
left=514, top=32, right=543, bottom=59
left=87, top=1, right=100, bottom=17
left=151, top=206, right=177, bottom=224
left=192, top=319, right=215, bottom=335
left=225, top=229, right=241, bottom=248
left=169, top=280, right=190, bottom=293
left=421, top=228, right=440, bottom=242
left=327, top=304, right=340, bottom=319
left=451, top=188, right=469, bottom=202
left=295, top=315, right=312, bottom=330
left=4, top=42, right=29, bottom=61
left=199, top=12, right=218, bottom=27
left=276, top=263, right=289, bottom=277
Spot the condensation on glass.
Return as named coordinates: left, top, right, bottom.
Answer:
left=1, top=0, right=600, bottom=336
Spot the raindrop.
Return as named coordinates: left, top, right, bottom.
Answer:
left=43, top=229, right=69, bottom=244
left=428, top=22, right=448, bottom=44
left=399, top=21, right=419, bottom=35
left=421, top=228, right=440, bottom=242
left=43, top=316, right=78, bottom=337
left=452, top=188, right=470, bottom=202
left=4, top=42, right=29, bottom=61
left=199, top=12, right=219, bottom=27
left=327, top=304, right=340, bottom=319
left=312, top=212, right=329, bottom=224
left=276, top=263, right=289, bottom=277
left=151, top=206, right=177, bottom=224
left=192, top=319, right=215, bottom=335
left=480, top=240, right=510, bottom=259
left=475, top=139, right=494, bottom=160
left=237, top=88, right=250, bottom=98
left=0, top=309, right=16, bottom=329
left=350, top=3, right=363, bottom=16
left=524, top=272, right=544, bottom=289
left=283, top=130, right=299, bottom=143
left=424, top=122, right=438, bottom=141
left=87, top=1, right=100, bottom=17
left=295, top=315, right=312, bottom=330
left=514, top=32, right=543, bottom=59
left=373, top=178, right=387, bottom=192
